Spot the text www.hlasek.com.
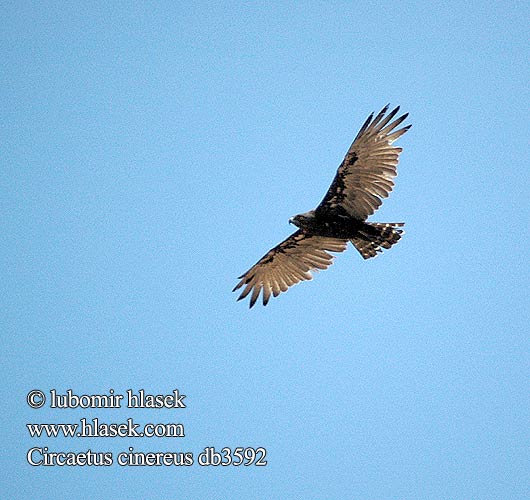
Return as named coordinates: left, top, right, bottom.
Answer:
left=27, top=419, right=184, bottom=438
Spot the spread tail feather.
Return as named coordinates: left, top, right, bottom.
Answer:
left=350, top=222, right=404, bottom=259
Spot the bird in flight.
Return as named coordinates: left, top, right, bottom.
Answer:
left=234, top=105, right=410, bottom=308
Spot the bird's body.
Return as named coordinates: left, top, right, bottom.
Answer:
left=291, top=209, right=367, bottom=239
left=234, top=105, right=410, bottom=308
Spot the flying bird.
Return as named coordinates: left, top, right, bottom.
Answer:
left=234, top=105, right=410, bottom=308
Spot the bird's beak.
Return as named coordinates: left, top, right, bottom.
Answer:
left=289, top=218, right=294, bottom=225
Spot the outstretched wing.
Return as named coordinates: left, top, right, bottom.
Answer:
left=316, top=105, right=410, bottom=220
left=233, top=230, right=347, bottom=308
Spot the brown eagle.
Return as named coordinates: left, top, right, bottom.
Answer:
left=234, top=105, right=410, bottom=308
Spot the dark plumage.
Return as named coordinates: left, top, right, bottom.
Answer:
left=234, top=105, right=410, bottom=307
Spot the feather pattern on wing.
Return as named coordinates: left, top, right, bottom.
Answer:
left=233, top=230, right=347, bottom=308
left=316, top=105, right=410, bottom=220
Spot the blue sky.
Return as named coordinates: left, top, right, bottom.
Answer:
left=2, top=1, right=529, bottom=499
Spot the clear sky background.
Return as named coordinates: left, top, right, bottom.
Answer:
left=2, top=2, right=529, bottom=499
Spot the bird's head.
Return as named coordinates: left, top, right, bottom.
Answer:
left=289, top=211, right=315, bottom=229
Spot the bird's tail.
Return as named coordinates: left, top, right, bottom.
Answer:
left=350, top=222, right=404, bottom=260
